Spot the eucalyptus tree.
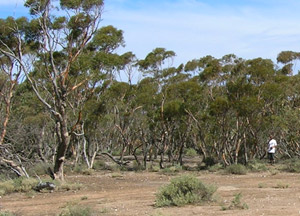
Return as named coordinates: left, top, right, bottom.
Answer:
left=0, top=17, right=30, bottom=176
left=0, top=0, right=127, bottom=180
left=137, top=47, right=179, bottom=168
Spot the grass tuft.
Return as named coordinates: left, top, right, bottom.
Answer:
left=225, top=164, right=247, bottom=175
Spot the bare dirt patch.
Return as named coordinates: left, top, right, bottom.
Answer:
left=1, top=169, right=300, bottom=216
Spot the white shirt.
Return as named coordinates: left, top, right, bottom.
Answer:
left=268, top=139, right=277, bottom=153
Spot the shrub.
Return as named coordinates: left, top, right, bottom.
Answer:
left=247, top=160, right=267, bottom=172
left=92, top=160, right=106, bottom=170
left=58, top=182, right=82, bottom=191
left=0, top=180, right=15, bottom=195
left=225, top=164, right=247, bottom=175
left=13, top=177, right=39, bottom=192
left=208, top=163, right=223, bottom=172
left=280, top=159, right=300, bottom=173
left=222, top=193, right=248, bottom=210
left=274, top=182, right=289, bottom=189
left=155, top=175, right=217, bottom=207
left=160, top=165, right=182, bottom=175
left=184, top=148, right=198, bottom=157
left=0, top=211, right=17, bottom=216
left=132, top=161, right=144, bottom=172
left=149, top=165, right=160, bottom=172
left=59, top=204, right=93, bottom=216
left=0, top=177, right=38, bottom=195
left=27, top=162, right=52, bottom=176
left=202, top=157, right=217, bottom=167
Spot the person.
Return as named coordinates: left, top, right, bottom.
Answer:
left=267, top=135, right=277, bottom=164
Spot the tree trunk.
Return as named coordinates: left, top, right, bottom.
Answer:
left=53, top=110, right=70, bottom=181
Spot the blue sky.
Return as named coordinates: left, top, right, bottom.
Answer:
left=1, top=0, right=300, bottom=67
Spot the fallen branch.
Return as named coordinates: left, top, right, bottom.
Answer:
left=100, top=152, right=130, bottom=166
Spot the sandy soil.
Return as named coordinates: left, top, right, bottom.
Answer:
left=1, top=167, right=300, bottom=216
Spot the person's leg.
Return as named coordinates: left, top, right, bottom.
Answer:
left=270, top=153, right=275, bottom=164
left=268, top=153, right=272, bottom=163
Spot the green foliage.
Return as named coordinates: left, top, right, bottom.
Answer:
left=247, top=160, right=267, bottom=172
left=277, top=51, right=300, bottom=64
left=0, top=177, right=38, bottom=195
left=280, top=159, right=300, bottom=173
left=208, top=163, right=223, bottom=172
left=27, top=162, right=53, bottom=176
left=160, top=165, right=182, bottom=175
left=155, top=175, right=217, bottom=207
left=92, top=160, right=107, bottom=170
left=184, top=148, right=198, bottom=157
left=149, top=165, right=160, bottom=172
left=222, top=193, right=248, bottom=210
left=132, top=161, right=144, bottom=172
left=225, top=164, right=247, bottom=175
left=58, top=182, right=82, bottom=191
left=0, top=211, right=17, bottom=216
left=202, top=157, right=217, bottom=168
left=59, top=204, right=93, bottom=216
left=73, top=164, right=94, bottom=175
left=274, top=182, right=289, bottom=189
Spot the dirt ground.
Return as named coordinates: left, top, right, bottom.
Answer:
left=1, top=166, right=300, bottom=216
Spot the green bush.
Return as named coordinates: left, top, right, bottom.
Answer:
left=247, top=160, right=267, bottom=172
left=280, top=159, right=300, bottom=173
left=160, top=165, right=182, bottom=175
left=225, top=164, right=247, bottom=175
left=202, top=157, right=217, bottom=167
left=222, top=193, right=248, bottom=210
left=149, top=165, right=160, bottom=172
left=27, top=162, right=52, bottom=176
left=208, top=163, right=223, bottom=172
left=13, top=177, right=39, bottom=192
left=58, top=182, right=82, bottom=191
left=132, top=161, right=145, bottom=172
left=0, top=211, right=17, bottom=216
left=0, top=177, right=38, bottom=195
left=155, top=175, right=217, bottom=207
left=59, top=204, right=93, bottom=216
left=0, top=180, right=15, bottom=195
left=184, top=148, right=198, bottom=157
left=92, top=160, right=106, bottom=170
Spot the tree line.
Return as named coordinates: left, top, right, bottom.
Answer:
left=1, top=0, right=300, bottom=180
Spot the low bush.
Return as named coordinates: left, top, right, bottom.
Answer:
left=155, top=174, right=217, bottom=207
left=274, top=182, right=289, bottom=189
left=160, top=165, right=182, bottom=175
left=208, top=163, right=223, bottom=172
left=202, top=157, right=217, bottom=167
left=0, top=177, right=38, bottom=195
left=0, top=211, right=17, bottom=216
left=59, top=204, right=93, bottom=216
left=149, top=165, right=160, bottom=172
left=280, top=159, right=300, bottom=173
left=247, top=160, right=267, bottom=172
left=225, top=164, right=247, bottom=175
left=132, top=161, right=145, bottom=172
left=222, top=193, right=248, bottom=210
left=92, top=160, right=107, bottom=170
left=184, top=148, right=198, bottom=157
left=27, top=162, right=52, bottom=176
left=58, top=182, right=82, bottom=191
